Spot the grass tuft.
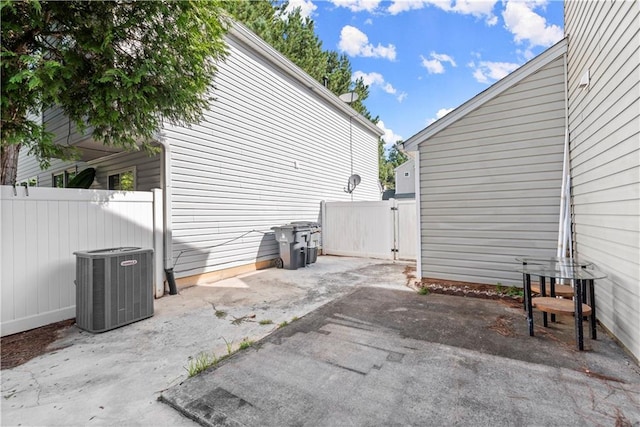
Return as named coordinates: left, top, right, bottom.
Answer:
left=185, top=352, right=218, bottom=377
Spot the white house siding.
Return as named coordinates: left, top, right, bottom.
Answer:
left=395, top=159, right=415, bottom=196
left=417, top=54, right=567, bottom=285
left=163, top=32, right=380, bottom=278
left=566, top=0, right=640, bottom=359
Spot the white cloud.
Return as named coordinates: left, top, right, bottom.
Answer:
left=388, top=0, right=499, bottom=25
left=469, top=60, right=520, bottom=84
left=502, top=0, right=563, bottom=48
left=284, top=0, right=318, bottom=17
left=352, top=71, right=408, bottom=102
left=420, top=52, right=456, bottom=74
left=338, top=25, right=397, bottom=60
left=376, top=120, right=404, bottom=147
left=426, top=107, right=455, bottom=125
left=364, top=18, right=373, bottom=25
left=329, top=0, right=381, bottom=12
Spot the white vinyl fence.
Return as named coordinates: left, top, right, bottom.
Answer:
left=0, top=186, right=162, bottom=336
left=321, top=199, right=417, bottom=261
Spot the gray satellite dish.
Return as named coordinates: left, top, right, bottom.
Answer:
left=345, top=174, right=361, bottom=193
left=339, top=92, right=359, bottom=104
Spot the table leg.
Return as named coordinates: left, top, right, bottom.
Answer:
left=525, top=273, right=534, bottom=336
left=540, top=276, right=548, bottom=327
left=522, top=262, right=527, bottom=311
left=574, top=279, right=584, bottom=351
left=550, top=277, right=556, bottom=323
left=589, top=279, right=597, bottom=339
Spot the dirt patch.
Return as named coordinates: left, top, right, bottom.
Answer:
left=1, top=319, right=75, bottom=370
left=418, top=277, right=524, bottom=303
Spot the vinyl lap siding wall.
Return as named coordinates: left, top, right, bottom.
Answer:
left=418, top=56, right=566, bottom=285
left=165, top=35, right=380, bottom=278
left=566, top=0, right=640, bottom=359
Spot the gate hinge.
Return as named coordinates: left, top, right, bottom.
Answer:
left=391, top=248, right=399, bottom=252
left=390, top=207, right=398, bottom=211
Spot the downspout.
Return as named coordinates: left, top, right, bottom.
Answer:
left=157, top=133, right=178, bottom=295
left=557, top=52, right=571, bottom=258
left=414, top=151, right=422, bottom=280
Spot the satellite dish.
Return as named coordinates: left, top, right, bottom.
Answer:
left=339, top=92, right=359, bottom=104
left=344, top=174, right=361, bottom=193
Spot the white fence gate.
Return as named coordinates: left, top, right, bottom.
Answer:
left=321, top=199, right=417, bottom=261
left=0, top=186, right=163, bottom=336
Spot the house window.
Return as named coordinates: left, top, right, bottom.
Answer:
left=52, top=169, right=77, bottom=188
left=404, top=172, right=410, bottom=177
left=108, top=169, right=135, bottom=191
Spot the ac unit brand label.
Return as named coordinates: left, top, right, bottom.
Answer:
left=120, top=260, right=138, bottom=267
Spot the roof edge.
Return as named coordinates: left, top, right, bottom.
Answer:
left=403, top=38, right=567, bottom=151
left=227, top=21, right=384, bottom=137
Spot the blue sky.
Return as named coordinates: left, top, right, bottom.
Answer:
left=284, top=0, right=565, bottom=149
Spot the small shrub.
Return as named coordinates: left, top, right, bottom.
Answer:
left=215, top=310, right=227, bottom=319
left=259, top=319, right=273, bottom=325
left=278, top=320, right=289, bottom=328
left=417, top=286, right=429, bottom=295
left=291, top=316, right=299, bottom=322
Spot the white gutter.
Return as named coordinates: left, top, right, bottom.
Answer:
left=414, top=151, right=422, bottom=280
left=156, top=132, right=174, bottom=293
left=557, top=52, right=571, bottom=258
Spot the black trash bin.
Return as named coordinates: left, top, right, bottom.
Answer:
left=271, top=223, right=311, bottom=269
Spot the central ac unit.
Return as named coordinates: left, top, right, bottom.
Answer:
left=74, top=247, right=154, bottom=333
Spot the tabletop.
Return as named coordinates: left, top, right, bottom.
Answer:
left=515, top=256, right=594, bottom=267
left=515, top=264, right=607, bottom=280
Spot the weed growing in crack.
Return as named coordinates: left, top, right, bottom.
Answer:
left=239, top=338, right=254, bottom=350
left=185, top=352, right=218, bottom=377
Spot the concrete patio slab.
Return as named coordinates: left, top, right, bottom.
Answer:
left=1, top=256, right=408, bottom=426
left=161, top=287, right=640, bottom=426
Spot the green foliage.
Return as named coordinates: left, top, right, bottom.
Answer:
left=185, top=352, right=218, bottom=377
left=1, top=0, right=229, bottom=184
left=278, top=320, right=289, bottom=328
left=238, top=338, right=254, bottom=350
left=259, top=319, right=273, bottom=325
left=506, top=286, right=524, bottom=297
left=417, top=286, right=429, bottom=295
left=222, top=337, right=233, bottom=355
left=379, top=140, right=409, bottom=190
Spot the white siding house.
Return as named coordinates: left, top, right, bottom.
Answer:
left=394, top=159, right=415, bottom=198
left=404, top=0, right=639, bottom=360
left=404, top=41, right=568, bottom=285
left=16, top=22, right=382, bottom=287
left=565, top=0, right=639, bottom=360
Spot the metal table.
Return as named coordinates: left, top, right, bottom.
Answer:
left=515, top=264, right=607, bottom=351
left=515, top=256, right=594, bottom=322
